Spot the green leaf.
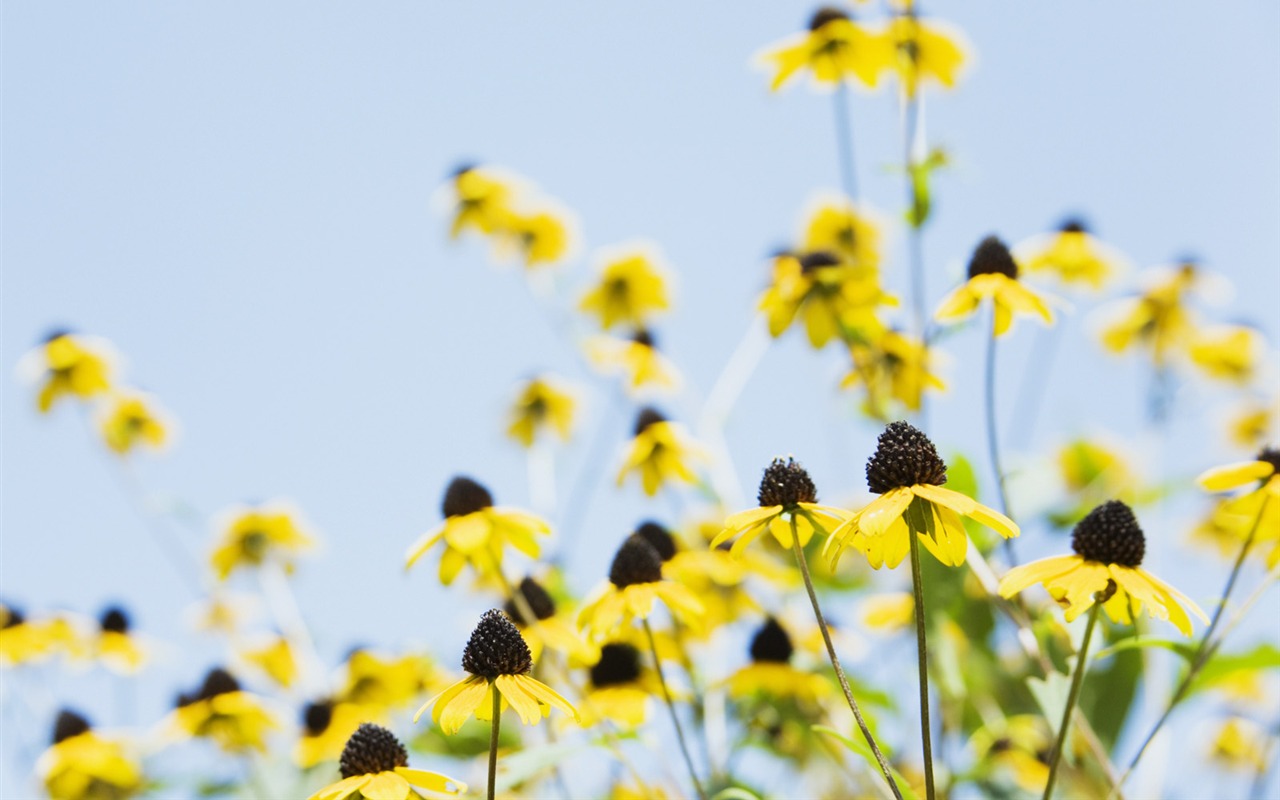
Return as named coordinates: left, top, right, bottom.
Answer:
left=711, top=790, right=764, bottom=800
left=1092, top=636, right=1195, bottom=662
left=1188, top=643, right=1280, bottom=699
left=812, top=725, right=920, bottom=800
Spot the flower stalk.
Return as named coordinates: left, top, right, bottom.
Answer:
left=643, top=618, right=707, bottom=800
left=487, top=687, right=501, bottom=800
left=907, top=519, right=936, bottom=800
left=1044, top=602, right=1101, bottom=800
left=984, top=308, right=1017, bottom=565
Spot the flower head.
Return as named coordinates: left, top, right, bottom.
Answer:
left=998, top=500, right=1207, bottom=635
left=210, top=503, right=314, bottom=581
left=579, top=246, right=671, bottom=330
left=824, top=421, right=1018, bottom=569
left=712, top=457, right=851, bottom=557
left=755, top=7, right=891, bottom=91
left=1099, top=260, right=1205, bottom=366
left=405, top=476, right=550, bottom=585
left=579, top=642, right=659, bottom=728
left=506, top=375, right=576, bottom=447
left=1197, top=447, right=1280, bottom=567
left=172, top=667, right=277, bottom=752
left=416, top=610, right=577, bottom=734
left=94, top=606, right=146, bottom=674
left=727, top=617, right=831, bottom=705
left=97, top=391, right=172, bottom=456
left=38, top=710, right=143, bottom=800
left=883, top=13, right=970, bottom=96
left=842, top=329, right=946, bottom=413
left=586, top=329, right=681, bottom=395
left=579, top=535, right=705, bottom=640
left=337, top=649, right=437, bottom=713
left=935, top=236, right=1055, bottom=337
left=1188, top=325, right=1266, bottom=385
left=308, top=723, right=465, bottom=800
left=446, top=165, right=517, bottom=239
left=616, top=408, right=704, bottom=496
left=1016, top=218, right=1126, bottom=291
left=296, top=699, right=369, bottom=768
left=759, top=245, right=895, bottom=349
left=19, top=330, right=116, bottom=414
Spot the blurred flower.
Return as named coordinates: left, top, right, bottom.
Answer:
left=1189, top=496, right=1257, bottom=559
left=610, top=781, right=672, bottom=800
left=210, top=503, right=314, bottom=581
left=579, top=246, right=671, bottom=331
left=969, top=715, right=1054, bottom=795
left=826, top=421, right=1018, bottom=569
left=1015, top=218, right=1125, bottom=291
left=586, top=330, right=681, bottom=395
left=1188, top=325, right=1266, bottom=384
left=19, top=330, right=114, bottom=414
left=416, top=610, right=576, bottom=734
left=936, top=236, right=1055, bottom=337
left=446, top=165, right=517, bottom=239
left=188, top=591, right=259, bottom=636
left=1057, top=439, right=1133, bottom=497
left=755, top=7, right=890, bottom=91
left=859, top=592, right=915, bottom=633
left=841, top=329, right=945, bottom=412
left=241, top=636, right=297, bottom=689
left=712, top=458, right=850, bottom=557
left=506, top=375, right=576, bottom=447
left=1099, top=260, right=1204, bottom=366
left=801, top=198, right=884, bottom=268
left=1, top=604, right=53, bottom=666
left=616, top=408, right=704, bottom=496
left=579, top=642, right=658, bottom=728
left=97, top=391, right=172, bottom=456
left=579, top=535, right=704, bottom=641
left=1228, top=398, right=1278, bottom=449
left=337, top=649, right=437, bottom=714
left=295, top=700, right=367, bottom=768
left=727, top=617, right=830, bottom=706
left=171, top=667, right=277, bottom=752
left=94, top=606, right=146, bottom=675
left=38, top=710, right=143, bottom=800
left=1198, top=448, right=1280, bottom=567
left=1207, top=717, right=1269, bottom=772
left=759, top=250, right=894, bottom=349
left=882, top=12, right=969, bottom=96
left=999, top=500, right=1206, bottom=635
left=308, top=723, right=464, bottom=800
left=404, top=476, right=550, bottom=586
left=497, top=206, right=576, bottom=269
left=504, top=576, right=597, bottom=665
left=668, top=518, right=788, bottom=631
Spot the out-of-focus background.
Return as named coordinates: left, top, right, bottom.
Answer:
left=4, top=3, right=1278, bottom=799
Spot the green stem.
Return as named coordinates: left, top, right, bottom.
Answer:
left=907, top=526, right=937, bottom=800
left=488, top=686, right=501, bottom=800
left=1044, top=604, right=1101, bottom=800
left=790, top=516, right=904, bottom=800
left=833, top=80, right=859, bottom=202
left=643, top=619, right=706, bottom=800
left=984, top=310, right=1016, bottom=566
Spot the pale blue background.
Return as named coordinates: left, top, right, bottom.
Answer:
left=4, top=3, right=1279, bottom=798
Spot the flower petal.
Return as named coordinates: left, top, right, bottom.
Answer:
left=395, top=768, right=466, bottom=796
left=1198, top=461, right=1274, bottom=492
left=359, top=772, right=411, bottom=800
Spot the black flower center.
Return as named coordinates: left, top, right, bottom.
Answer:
left=1257, top=446, right=1280, bottom=475
left=302, top=700, right=334, bottom=736
left=608, top=535, right=664, bottom=588
left=2, top=607, right=25, bottom=629
left=52, top=709, right=91, bottom=744
left=1059, top=217, right=1089, bottom=235
left=799, top=250, right=842, bottom=274
left=442, top=476, right=494, bottom=518
left=504, top=577, right=557, bottom=624
left=339, top=723, right=408, bottom=778
left=749, top=617, right=794, bottom=664
left=967, top=235, right=1018, bottom=279
left=865, top=421, right=947, bottom=493
left=99, top=607, right=129, bottom=634
left=809, top=6, right=850, bottom=31
left=1071, top=500, right=1145, bottom=567
left=634, top=521, right=677, bottom=562
left=633, top=407, right=667, bottom=436
left=462, top=609, right=532, bottom=679
left=590, top=643, right=642, bottom=688
left=632, top=329, right=656, bottom=348
left=758, top=458, right=818, bottom=508
left=184, top=667, right=240, bottom=705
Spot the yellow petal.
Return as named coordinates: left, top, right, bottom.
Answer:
left=311, top=774, right=369, bottom=800
left=404, top=525, right=445, bottom=569
left=496, top=674, right=543, bottom=725
left=514, top=674, right=578, bottom=720
left=997, top=555, right=1082, bottom=598
left=859, top=488, right=914, bottom=538
left=1199, top=461, right=1274, bottom=492
left=395, top=768, right=465, bottom=796
left=934, top=284, right=979, bottom=323
left=359, top=772, right=411, bottom=800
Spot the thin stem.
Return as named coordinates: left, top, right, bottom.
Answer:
left=984, top=313, right=1017, bottom=566
left=1112, top=494, right=1270, bottom=794
left=1044, top=603, right=1101, bottom=800
left=488, top=686, right=502, bottom=800
left=790, top=516, right=904, bottom=800
left=552, top=386, right=621, bottom=568
left=643, top=619, right=707, bottom=800
left=907, top=526, right=936, bottom=800
left=833, top=81, right=859, bottom=202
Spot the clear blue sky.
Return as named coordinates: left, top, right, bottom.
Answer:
left=4, top=3, right=1278, bottom=798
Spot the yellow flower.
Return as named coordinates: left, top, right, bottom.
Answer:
left=1188, top=325, right=1266, bottom=384
left=497, top=206, right=576, bottom=269
left=1207, top=717, right=1269, bottom=772
left=210, top=502, right=314, bottom=581
left=969, top=715, right=1053, bottom=795
left=712, top=458, right=850, bottom=557
left=296, top=700, right=368, bottom=768
left=241, top=636, right=297, bottom=689
left=935, top=236, right=1055, bottom=337
left=1057, top=439, right=1133, bottom=496
left=309, top=723, right=464, bottom=800
left=97, top=391, right=172, bottom=456
left=578, top=535, right=705, bottom=641
left=1015, top=218, right=1125, bottom=291
left=759, top=250, right=894, bottom=349
left=666, top=519, right=786, bottom=632
left=726, top=618, right=831, bottom=707
left=171, top=668, right=277, bottom=752
left=39, top=711, right=143, bottom=800
left=616, top=408, right=704, bottom=496
left=404, top=476, right=550, bottom=585
left=841, top=329, right=945, bottom=412
left=1189, top=496, right=1257, bottom=559
left=446, top=165, right=517, bottom=239
left=1228, top=398, right=1278, bottom=449
left=19, top=330, right=114, bottom=413
left=755, top=7, right=891, bottom=91
left=883, top=13, right=969, bottom=96
left=801, top=197, right=884, bottom=269
left=94, top=607, right=146, bottom=675
left=859, top=592, right=915, bottom=632
left=1198, top=449, right=1280, bottom=567
left=1098, top=261, right=1203, bottom=366
left=578, top=642, right=660, bottom=728
left=999, top=501, right=1207, bottom=635
left=504, top=576, right=598, bottom=665
left=586, top=330, right=681, bottom=395
left=1, top=605, right=58, bottom=666
left=579, top=245, right=671, bottom=330
left=338, top=649, right=438, bottom=713
left=825, top=422, right=1018, bottom=569
left=506, top=375, right=576, bottom=447
left=416, top=610, right=576, bottom=734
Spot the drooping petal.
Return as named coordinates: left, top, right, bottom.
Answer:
left=395, top=768, right=466, bottom=796
left=998, top=555, right=1084, bottom=598
left=859, top=488, right=915, bottom=538
left=311, top=774, right=370, bottom=800
left=1199, top=461, right=1274, bottom=492
left=434, top=676, right=491, bottom=734
left=359, top=771, right=412, bottom=800
left=514, top=674, right=579, bottom=720
left=935, top=284, right=980, bottom=323
left=495, top=674, right=543, bottom=724
left=404, top=525, right=446, bottom=569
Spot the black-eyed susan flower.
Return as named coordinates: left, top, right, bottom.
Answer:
left=825, top=421, right=1019, bottom=569
left=506, top=375, right=576, bottom=448
left=935, top=236, right=1055, bottom=338
left=969, top=715, right=1054, bottom=795
left=1188, top=324, right=1266, bottom=385
left=579, top=245, right=671, bottom=331
left=616, top=408, right=704, bottom=496
left=801, top=197, right=884, bottom=269
left=727, top=617, right=830, bottom=706
left=882, top=11, right=969, bottom=96
left=338, top=649, right=440, bottom=714
left=446, top=165, right=517, bottom=240
left=97, top=391, right=172, bottom=456
left=308, top=723, right=465, bottom=800
left=94, top=606, right=146, bottom=674
left=1, top=604, right=53, bottom=666
left=578, top=642, right=659, bottom=728
left=404, top=476, right=550, bottom=586
left=171, top=667, right=277, bottom=752
left=210, top=502, right=314, bottom=581
left=665, top=519, right=786, bottom=633
left=755, top=7, right=890, bottom=91
left=38, top=710, right=143, bottom=800
left=416, top=609, right=576, bottom=734
left=503, top=576, right=596, bottom=665
left=998, top=500, right=1207, bottom=635
left=241, top=635, right=297, bottom=689
left=711, top=457, right=850, bottom=557
left=296, top=699, right=368, bottom=769
left=1198, top=447, right=1280, bottom=567
left=578, top=535, right=704, bottom=641
left=18, top=330, right=115, bottom=414
left=759, top=250, right=894, bottom=349
left=586, top=329, right=681, bottom=395
left=1099, top=260, right=1204, bottom=366
left=1206, top=717, right=1269, bottom=773
left=841, top=329, right=945, bottom=413
left=1015, top=218, right=1125, bottom=291
left=497, top=206, right=576, bottom=269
